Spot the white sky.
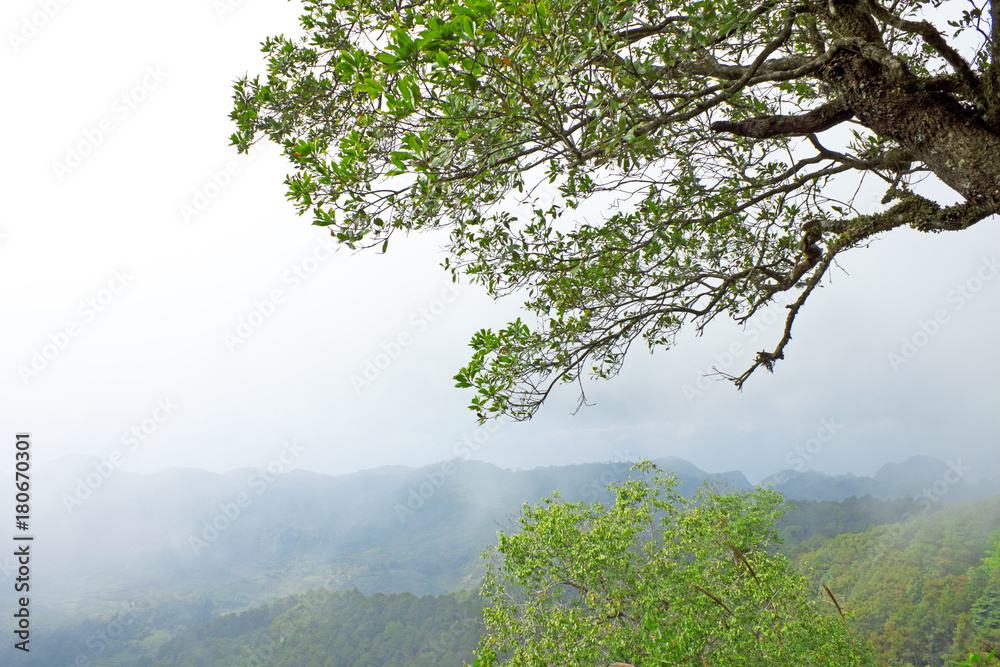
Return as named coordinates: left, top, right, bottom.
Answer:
left=2, top=0, right=998, bottom=485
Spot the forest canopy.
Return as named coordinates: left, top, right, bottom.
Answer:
left=471, top=463, right=881, bottom=666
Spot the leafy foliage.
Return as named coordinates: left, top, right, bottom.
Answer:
left=954, top=650, right=999, bottom=667
left=793, top=494, right=1000, bottom=667
left=231, top=0, right=1000, bottom=420
left=470, top=462, right=880, bottom=666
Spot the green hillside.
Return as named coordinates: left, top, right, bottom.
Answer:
left=14, top=459, right=998, bottom=666
left=144, top=493, right=999, bottom=667
left=142, top=589, right=483, bottom=667
left=795, top=494, right=1000, bottom=666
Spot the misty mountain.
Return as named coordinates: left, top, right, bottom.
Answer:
left=18, top=454, right=740, bottom=625
left=761, top=455, right=998, bottom=502
left=10, top=453, right=994, bottom=627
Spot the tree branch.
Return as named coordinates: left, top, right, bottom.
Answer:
left=614, top=18, right=684, bottom=43
left=863, top=0, right=986, bottom=110
left=823, top=193, right=995, bottom=237
left=986, top=0, right=1000, bottom=130
left=724, top=195, right=993, bottom=389
left=710, top=100, right=855, bottom=138
left=724, top=253, right=829, bottom=390
left=676, top=54, right=815, bottom=80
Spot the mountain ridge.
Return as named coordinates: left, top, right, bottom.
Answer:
left=6, top=452, right=995, bottom=628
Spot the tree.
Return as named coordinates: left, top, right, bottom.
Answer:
left=230, top=0, right=1000, bottom=421
left=468, top=462, right=880, bottom=666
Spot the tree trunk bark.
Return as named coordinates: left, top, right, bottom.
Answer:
left=837, top=55, right=1000, bottom=212
left=825, top=0, right=1000, bottom=213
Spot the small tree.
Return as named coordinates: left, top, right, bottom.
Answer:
left=471, top=462, right=879, bottom=666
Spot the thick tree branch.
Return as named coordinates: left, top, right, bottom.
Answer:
left=987, top=0, right=1000, bottom=130
left=823, top=194, right=995, bottom=239
left=710, top=101, right=855, bottom=138
left=863, top=0, right=986, bottom=110
left=614, top=18, right=684, bottom=42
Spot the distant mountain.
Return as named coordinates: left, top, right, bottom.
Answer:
left=6, top=453, right=993, bottom=629
left=11, top=486, right=996, bottom=667
left=760, top=455, right=998, bottom=502
left=12, top=454, right=740, bottom=625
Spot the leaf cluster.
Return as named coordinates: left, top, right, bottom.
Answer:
left=472, top=461, right=880, bottom=666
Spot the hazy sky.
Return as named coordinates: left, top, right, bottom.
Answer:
left=3, top=0, right=998, bottom=484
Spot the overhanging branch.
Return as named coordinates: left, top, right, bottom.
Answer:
left=723, top=252, right=830, bottom=390
left=823, top=194, right=996, bottom=238
left=710, top=101, right=855, bottom=138
left=723, top=195, right=995, bottom=389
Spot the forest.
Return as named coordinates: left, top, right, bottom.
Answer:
left=20, top=477, right=999, bottom=667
